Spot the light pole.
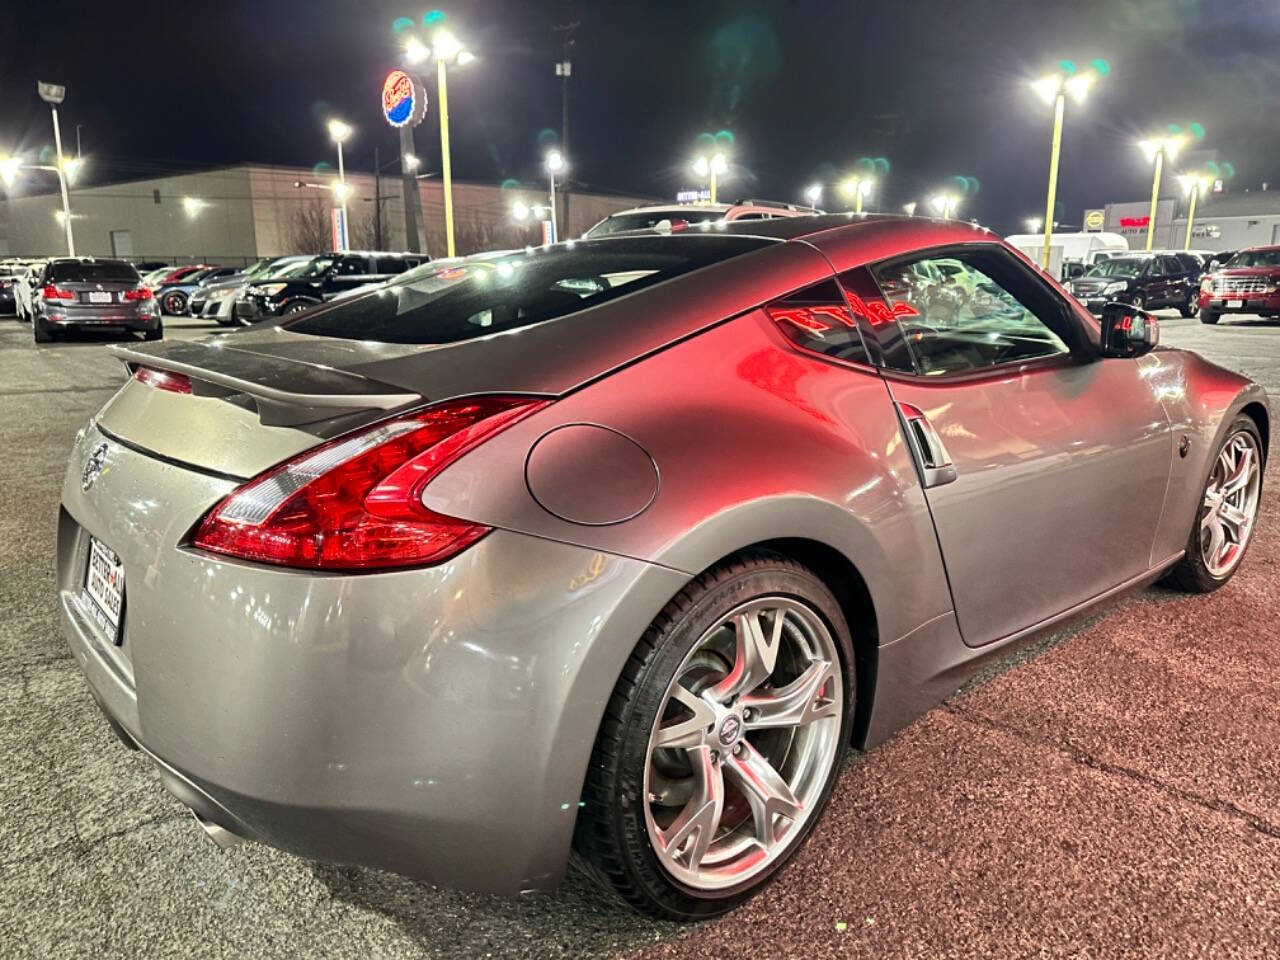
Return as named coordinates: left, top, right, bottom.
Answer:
left=840, top=175, right=874, bottom=214
left=1178, top=172, right=1212, bottom=250
left=804, top=183, right=822, bottom=209
left=692, top=152, right=728, bottom=204
left=327, top=118, right=352, bottom=251
left=431, top=29, right=475, bottom=258
left=1030, top=67, right=1097, bottom=269
left=902, top=201, right=917, bottom=217
left=37, top=82, right=76, bottom=256
left=1138, top=134, right=1184, bottom=251
left=545, top=151, right=565, bottom=242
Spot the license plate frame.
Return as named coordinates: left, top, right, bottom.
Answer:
left=1226, top=299, right=1243, bottom=308
left=82, top=537, right=126, bottom=644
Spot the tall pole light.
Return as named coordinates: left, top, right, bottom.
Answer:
left=1138, top=135, right=1184, bottom=251
left=929, top=194, right=959, bottom=219
left=840, top=175, right=874, bottom=214
left=1178, top=172, right=1211, bottom=250
left=692, top=152, right=728, bottom=204
left=431, top=29, right=473, bottom=258
left=327, top=118, right=352, bottom=251
left=1031, top=66, right=1097, bottom=269
left=38, top=82, right=75, bottom=256
left=545, top=150, right=565, bottom=242
left=804, top=184, right=822, bottom=209
left=554, top=20, right=577, bottom=237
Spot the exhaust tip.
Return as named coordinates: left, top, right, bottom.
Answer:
left=191, top=809, right=245, bottom=850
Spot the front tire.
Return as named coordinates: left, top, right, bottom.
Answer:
left=1165, top=415, right=1264, bottom=593
left=162, top=291, right=187, bottom=315
left=576, top=551, right=854, bottom=919
left=281, top=300, right=316, bottom=315
left=1200, top=310, right=1221, bottom=325
left=1180, top=294, right=1199, bottom=318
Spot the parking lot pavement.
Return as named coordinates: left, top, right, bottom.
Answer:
left=2, top=311, right=1278, bottom=958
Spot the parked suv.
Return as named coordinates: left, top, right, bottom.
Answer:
left=1198, top=245, right=1280, bottom=325
left=190, top=256, right=311, bottom=325
left=31, top=258, right=162, bottom=342
left=583, top=200, right=817, bottom=238
left=1066, top=252, right=1201, bottom=317
left=235, top=252, right=428, bottom=322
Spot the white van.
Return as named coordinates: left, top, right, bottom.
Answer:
left=1004, top=232, right=1130, bottom=280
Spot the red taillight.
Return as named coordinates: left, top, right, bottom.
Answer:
left=42, top=284, right=75, bottom=301
left=192, top=395, right=546, bottom=571
left=123, top=287, right=153, bottom=301
left=134, top=366, right=193, bottom=394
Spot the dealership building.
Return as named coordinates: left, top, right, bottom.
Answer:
left=0, top=163, right=653, bottom=264
left=1088, top=187, right=1280, bottom=252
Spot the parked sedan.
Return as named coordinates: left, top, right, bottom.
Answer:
left=32, top=257, right=162, bottom=342
left=58, top=217, right=1266, bottom=919
left=189, top=256, right=311, bottom=325
left=1067, top=252, right=1202, bottom=317
left=155, top=266, right=239, bottom=316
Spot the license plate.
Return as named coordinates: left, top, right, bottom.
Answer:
left=88, top=291, right=113, bottom=304
left=1226, top=299, right=1243, bottom=308
left=82, top=538, right=125, bottom=643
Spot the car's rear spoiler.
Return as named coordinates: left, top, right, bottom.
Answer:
left=109, top=342, right=422, bottom=427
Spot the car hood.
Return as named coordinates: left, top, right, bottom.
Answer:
left=1214, top=266, right=1280, bottom=278
left=1072, top=276, right=1132, bottom=293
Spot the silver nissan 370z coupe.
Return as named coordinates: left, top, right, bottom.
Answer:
left=59, top=215, right=1267, bottom=918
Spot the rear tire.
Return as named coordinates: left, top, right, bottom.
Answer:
left=162, top=291, right=187, bottom=315
left=575, top=551, right=855, bottom=920
left=143, top=320, right=163, bottom=341
left=1164, top=415, right=1264, bottom=593
left=1200, top=310, right=1221, bottom=325
left=1180, top=294, right=1199, bottom=318
left=33, top=317, right=54, bottom=343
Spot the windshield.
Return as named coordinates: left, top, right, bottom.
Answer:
left=263, top=260, right=319, bottom=280
left=47, top=261, right=140, bottom=284
left=1225, top=249, right=1280, bottom=268
left=294, top=257, right=337, bottom=278
left=585, top=210, right=725, bottom=238
left=285, top=236, right=769, bottom=344
left=1085, top=257, right=1146, bottom=278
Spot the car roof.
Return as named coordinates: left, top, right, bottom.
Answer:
left=1239, top=243, right=1280, bottom=253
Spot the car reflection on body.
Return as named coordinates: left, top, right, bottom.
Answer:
left=59, top=215, right=1267, bottom=919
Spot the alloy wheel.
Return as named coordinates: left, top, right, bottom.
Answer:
left=643, top=597, right=842, bottom=891
left=1200, top=431, right=1262, bottom=578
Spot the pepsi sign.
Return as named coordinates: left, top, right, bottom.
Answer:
left=382, top=70, right=426, bottom=128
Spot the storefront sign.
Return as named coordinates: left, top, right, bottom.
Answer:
left=1083, top=209, right=1105, bottom=231
left=382, top=69, right=427, bottom=128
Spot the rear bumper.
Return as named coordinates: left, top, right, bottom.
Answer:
left=57, top=422, right=686, bottom=894
left=44, top=307, right=158, bottom=330
left=1198, top=291, right=1280, bottom=314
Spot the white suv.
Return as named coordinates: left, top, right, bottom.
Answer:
left=583, top=200, right=816, bottom=239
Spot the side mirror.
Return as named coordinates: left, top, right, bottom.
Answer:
left=1100, top=302, right=1159, bottom=358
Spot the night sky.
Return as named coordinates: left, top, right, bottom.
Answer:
left=3, top=0, right=1280, bottom=234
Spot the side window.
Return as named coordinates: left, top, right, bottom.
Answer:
left=1145, top=258, right=1165, bottom=277
left=336, top=257, right=366, bottom=276
left=869, top=251, right=1072, bottom=376
left=764, top=279, right=870, bottom=367
left=375, top=257, right=410, bottom=274
left=1162, top=255, right=1184, bottom=275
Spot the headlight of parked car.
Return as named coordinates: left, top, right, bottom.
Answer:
left=1103, top=281, right=1127, bottom=295
left=253, top=283, right=287, bottom=296
left=1201, top=277, right=1213, bottom=292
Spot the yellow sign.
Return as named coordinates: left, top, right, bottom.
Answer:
left=1084, top=209, right=1105, bottom=231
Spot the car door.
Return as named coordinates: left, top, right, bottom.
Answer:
left=325, top=256, right=374, bottom=298
left=1163, top=254, right=1193, bottom=307
left=1140, top=256, right=1168, bottom=307
left=839, top=245, right=1173, bottom=647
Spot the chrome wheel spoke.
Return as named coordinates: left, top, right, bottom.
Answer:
left=708, top=608, right=784, bottom=703
left=741, top=659, right=838, bottom=730
left=724, top=741, right=803, bottom=847
left=1219, top=503, right=1251, bottom=540
left=1222, top=445, right=1256, bottom=496
left=1199, top=431, right=1262, bottom=578
left=652, top=685, right=717, bottom=750
left=657, top=745, right=724, bottom=872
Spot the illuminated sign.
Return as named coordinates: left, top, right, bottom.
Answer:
left=1119, top=216, right=1150, bottom=228
left=1083, top=209, right=1105, bottom=231
left=382, top=69, right=427, bottom=128
left=676, top=189, right=713, bottom=203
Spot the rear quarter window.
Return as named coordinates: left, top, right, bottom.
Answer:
left=285, top=236, right=770, bottom=344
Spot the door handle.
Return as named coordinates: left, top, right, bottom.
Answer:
left=896, top=402, right=958, bottom=488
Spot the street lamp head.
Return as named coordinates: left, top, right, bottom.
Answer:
left=1164, top=135, right=1186, bottom=161
left=1139, top=135, right=1185, bottom=163
left=512, top=201, right=531, bottom=222
left=0, top=154, right=22, bottom=188
left=902, top=201, right=917, bottom=217
left=1178, top=172, right=1211, bottom=196
left=327, top=119, right=352, bottom=144
left=331, top=181, right=353, bottom=201
left=804, top=183, right=822, bottom=206
left=433, top=28, right=465, bottom=62
left=1031, top=74, right=1063, bottom=106
left=61, top=156, right=82, bottom=184
left=692, top=156, right=710, bottom=178
left=1063, top=71, right=1095, bottom=104
left=1025, top=216, right=1044, bottom=233
left=404, top=36, right=429, bottom=65
left=545, top=150, right=565, bottom=174
left=710, top=153, right=728, bottom=176
left=456, top=50, right=476, bottom=66
left=403, top=153, right=420, bottom=171
left=930, top=193, right=958, bottom=215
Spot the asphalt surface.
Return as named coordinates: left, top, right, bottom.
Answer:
left=2, top=310, right=1278, bottom=958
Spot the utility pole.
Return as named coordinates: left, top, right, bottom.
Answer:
left=553, top=20, right=577, bottom=237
